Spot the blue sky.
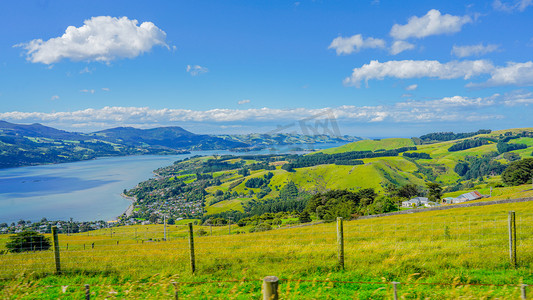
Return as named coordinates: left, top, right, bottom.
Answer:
left=0, top=0, right=532, bottom=137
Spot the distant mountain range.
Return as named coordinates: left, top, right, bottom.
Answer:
left=0, top=121, right=361, bottom=168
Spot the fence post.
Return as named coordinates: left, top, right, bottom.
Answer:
left=188, top=222, right=196, bottom=274
left=392, top=282, right=399, bottom=300
left=509, top=211, right=517, bottom=268
left=210, top=224, right=212, bottom=236
left=172, top=281, right=179, bottom=300
left=337, top=217, right=344, bottom=269
left=51, top=226, right=61, bottom=274
left=85, top=284, right=90, bottom=300
left=522, top=284, right=528, bottom=300
left=262, top=276, right=279, bottom=300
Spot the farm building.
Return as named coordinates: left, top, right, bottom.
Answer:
left=442, top=191, right=483, bottom=204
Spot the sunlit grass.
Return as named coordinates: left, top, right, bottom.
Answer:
left=1, top=200, right=532, bottom=298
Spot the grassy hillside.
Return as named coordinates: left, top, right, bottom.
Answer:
left=1, top=198, right=532, bottom=298
left=121, top=128, right=531, bottom=219
left=319, top=137, right=415, bottom=154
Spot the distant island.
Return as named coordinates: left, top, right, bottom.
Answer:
left=0, top=120, right=361, bottom=168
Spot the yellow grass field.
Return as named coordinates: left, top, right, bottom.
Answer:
left=1, top=200, right=532, bottom=299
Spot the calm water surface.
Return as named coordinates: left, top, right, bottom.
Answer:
left=0, top=143, right=346, bottom=223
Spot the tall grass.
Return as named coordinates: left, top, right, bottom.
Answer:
left=1, top=201, right=532, bottom=299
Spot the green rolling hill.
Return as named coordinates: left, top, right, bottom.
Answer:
left=125, top=128, right=533, bottom=218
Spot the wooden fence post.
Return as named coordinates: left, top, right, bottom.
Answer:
left=85, top=284, right=90, bottom=300
left=509, top=211, right=517, bottom=268
left=262, top=276, right=279, bottom=300
left=392, top=282, right=399, bottom=300
left=188, top=222, right=196, bottom=274
left=522, top=284, right=528, bottom=300
left=51, top=226, right=61, bottom=274
left=172, top=281, right=179, bottom=300
left=337, top=217, right=344, bottom=269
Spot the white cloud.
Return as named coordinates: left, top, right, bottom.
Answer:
left=101, top=88, right=110, bottom=92
left=481, top=61, right=533, bottom=87
left=238, top=99, right=251, bottom=105
left=0, top=95, right=505, bottom=130
left=451, top=44, right=499, bottom=57
left=390, top=9, right=472, bottom=40
left=397, top=95, right=495, bottom=108
left=16, top=16, right=168, bottom=64
left=186, top=65, right=208, bottom=76
left=80, top=89, right=95, bottom=94
left=390, top=40, right=415, bottom=55
left=500, top=90, right=533, bottom=105
left=50, top=95, right=59, bottom=101
left=493, top=0, right=533, bottom=12
left=405, top=84, right=418, bottom=91
left=328, top=34, right=386, bottom=55
left=344, top=59, right=494, bottom=87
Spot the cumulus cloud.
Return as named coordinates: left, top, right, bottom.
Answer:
left=238, top=99, right=251, bottom=105
left=101, top=88, right=110, bottom=92
left=390, top=40, right=415, bottom=55
left=493, top=0, right=533, bottom=12
left=390, top=9, right=472, bottom=40
left=451, top=44, right=499, bottom=57
left=16, top=16, right=168, bottom=64
left=186, top=65, right=208, bottom=76
left=405, top=84, right=418, bottom=91
left=343, top=59, right=494, bottom=87
left=80, top=89, right=95, bottom=94
left=50, top=95, right=59, bottom=101
left=328, top=34, right=385, bottom=55
left=481, top=61, right=533, bottom=87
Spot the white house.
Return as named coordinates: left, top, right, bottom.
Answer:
left=402, top=197, right=429, bottom=208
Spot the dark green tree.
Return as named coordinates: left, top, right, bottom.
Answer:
left=502, top=158, right=533, bottom=186
left=397, top=184, right=419, bottom=199
left=279, top=181, right=299, bottom=200
left=298, top=210, right=312, bottom=223
left=5, top=231, right=51, bottom=253
left=426, top=182, right=443, bottom=202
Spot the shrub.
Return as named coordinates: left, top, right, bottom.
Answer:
left=249, top=223, right=272, bottom=233
left=6, top=231, right=51, bottom=253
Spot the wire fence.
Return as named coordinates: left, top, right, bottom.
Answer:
left=1, top=210, right=532, bottom=298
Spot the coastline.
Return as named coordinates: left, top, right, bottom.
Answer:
left=119, top=193, right=137, bottom=220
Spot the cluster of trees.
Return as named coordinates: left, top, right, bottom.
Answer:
left=403, top=152, right=431, bottom=159
left=418, top=129, right=491, bottom=144
left=282, top=147, right=416, bottom=171
left=448, top=139, right=489, bottom=152
left=454, top=153, right=506, bottom=180
left=304, top=188, right=396, bottom=220
left=497, top=141, right=528, bottom=154
left=244, top=172, right=274, bottom=188
left=502, top=158, right=533, bottom=186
